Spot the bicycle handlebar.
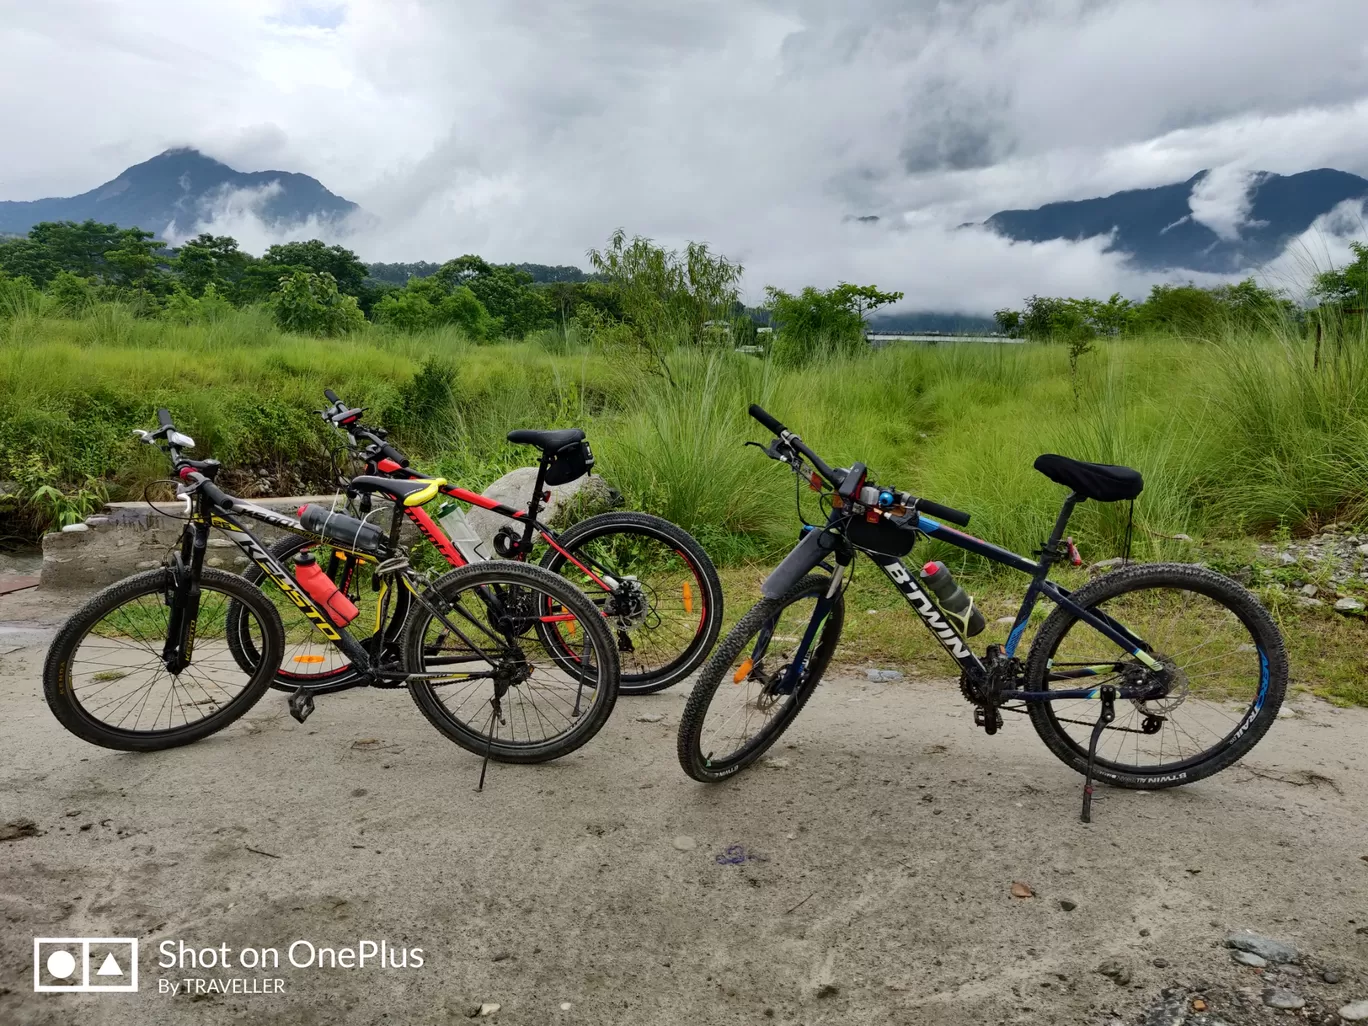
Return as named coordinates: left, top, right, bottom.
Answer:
left=749, top=402, right=971, bottom=527
left=748, top=404, right=843, bottom=486
left=916, top=498, right=971, bottom=528
left=324, top=388, right=341, bottom=404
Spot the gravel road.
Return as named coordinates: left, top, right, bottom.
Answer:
left=2, top=589, right=1366, bottom=1025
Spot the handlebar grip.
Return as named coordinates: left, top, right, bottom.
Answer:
left=749, top=404, right=786, bottom=436
left=917, top=498, right=971, bottom=528
left=324, top=388, right=341, bottom=404
left=157, top=408, right=173, bottom=428
left=379, top=442, right=409, bottom=468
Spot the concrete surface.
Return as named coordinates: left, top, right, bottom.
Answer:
left=1, top=587, right=1366, bottom=1026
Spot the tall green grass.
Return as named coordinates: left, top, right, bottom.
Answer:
left=2, top=308, right=1365, bottom=566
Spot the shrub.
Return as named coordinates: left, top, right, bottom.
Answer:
left=269, top=270, right=366, bottom=337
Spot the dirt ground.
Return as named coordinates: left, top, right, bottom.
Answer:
left=2, top=587, right=1367, bottom=1026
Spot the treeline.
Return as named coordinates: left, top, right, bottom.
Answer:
left=994, top=250, right=1368, bottom=343
left=992, top=279, right=1299, bottom=341
left=0, top=219, right=907, bottom=368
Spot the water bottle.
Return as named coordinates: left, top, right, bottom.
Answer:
left=293, top=551, right=360, bottom=626
left=437, top=502, right=488, bottom=564
left=919, top=561, right=986, bottom=636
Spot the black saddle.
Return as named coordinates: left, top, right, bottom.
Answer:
left=507, top=427, right=585, bottom=452
left=1033, top=454, right=1143, bottom=503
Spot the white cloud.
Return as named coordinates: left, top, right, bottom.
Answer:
left=2, top=0, right=1368, bottom=312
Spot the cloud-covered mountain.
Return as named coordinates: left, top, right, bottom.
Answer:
left=0, top=148, right=357, bottom=239
left=980, top=168, right=1368, bottom=273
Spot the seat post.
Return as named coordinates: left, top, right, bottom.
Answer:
left=520, top=456, right=553, bottom=549
left=1039, top=492, right=1081, bottom=572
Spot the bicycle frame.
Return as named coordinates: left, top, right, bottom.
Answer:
left=783, top=499, right=1164, bottom=705
left=372, top=458, right=618, bottom=592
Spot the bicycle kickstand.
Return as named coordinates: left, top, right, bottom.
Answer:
left=1080, top=685, right=1116, bottom=824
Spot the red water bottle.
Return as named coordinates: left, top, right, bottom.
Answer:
left=293, top=551, right=359, bottom=626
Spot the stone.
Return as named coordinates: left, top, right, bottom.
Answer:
left=1278, top=551, right=1297, bottom=565
left=479, top=1002, right=501, bottom=1016
left=1097, top=959, right=1131, bottom=985
left=634, top=713, right=664, bottom=723
left=1335, top=597, right=1365, bottom=615
left=1232, top=950, right=1267, bottom=968
left=763, top=757, right=791, bottom=769
left=1261, top=987, right=1304, bottom=1010
left=1295, top=597, right=1324, bottom=609
left=1088, top=557, right=1125, bottom=573
left=1339, top=1000, right=1368, bottom=1021
left=672, top=835, right=697, bottom=851
left=1357, top=543, right=1368, bottom=557
left=1322, top=970, right=1340, bottom=984
left=1226, top=931, right=1298, bottom=964
left=1058, top=899, right=1077, bottom=911
left=865, top=669, right=904, bottom=682
left=59, top=522, right=89, bottom=533
left=996, top=616, right=1016, bottom=624
left=463, top=467, right=618, bottom=552
left=1300, top=583, right=1320, bottom=597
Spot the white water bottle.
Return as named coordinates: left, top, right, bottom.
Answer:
left=438, top=502, right=488, bottom=563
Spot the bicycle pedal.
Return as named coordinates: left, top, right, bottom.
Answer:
left=974, top=706, right=1003, bottom=734
left=288, top=687, right=315, bottom=724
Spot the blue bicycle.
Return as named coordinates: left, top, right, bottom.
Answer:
left=676, top=406, right=1288, bottom=821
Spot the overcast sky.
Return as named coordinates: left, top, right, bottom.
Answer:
left=4, top=0, right=1368, bottom=312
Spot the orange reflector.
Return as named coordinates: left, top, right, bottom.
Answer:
left=809, top=472, right=822, bottom=492
left=682, top=580, right=694, bottom=614
left=865, top=508, right=882, bottom=523
left=292, top=654, right=327, bottom=664
left=733, top=658, right=753, bottom=683
left=566, top=620, right=577, bottom=636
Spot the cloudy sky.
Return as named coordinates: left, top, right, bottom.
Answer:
left=4, top=0, right=1368, bottom=312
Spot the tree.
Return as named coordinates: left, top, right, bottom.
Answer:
left=994, top=308, right=1022, bottom=338
left=1311, top=244, right=1368, bottom=308
left=174, top=233, right=249, bottom=297
left=763, top=285, right=866, bottom=366
left=263, top=240, right=369, bottom=296
left=102, top=228, right=164, bottom=289
left=829, top=282, right=904, bottom=325
left=46, top=271, right=95, bottom=316
left=371, top=275, right=496, bottom=338
left=269, top=270, right=365, bottom=336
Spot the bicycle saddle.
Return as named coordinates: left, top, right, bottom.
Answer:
left=348, top=475, right=447, bottom=507
left=506, top=427, right=585, bottom=452
left=1033, top=454, right=1143, bottom=503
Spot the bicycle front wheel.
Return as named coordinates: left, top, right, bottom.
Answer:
left=43, top=567, right=284, bottom=751
left=1024, top=563, right=1288, bottom=789
left=402, top=561, right=620, bottom=763
left=677, top=573, right=844, bottom=782
left=540, top=511, right=723, bottom=694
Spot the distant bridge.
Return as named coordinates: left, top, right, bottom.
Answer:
left=865, top=332, right=1021, bottom=346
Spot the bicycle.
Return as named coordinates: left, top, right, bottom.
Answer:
left=227, top=389, right=721, bottom=697
left=676, top=405, right=1288, bottom=821
left=43, top=410, right=620, bottom=765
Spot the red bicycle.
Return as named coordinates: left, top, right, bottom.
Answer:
left=230, top=389, right=722, bottom=696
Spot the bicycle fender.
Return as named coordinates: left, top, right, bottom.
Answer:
left=762, top=528, right=835, bottom=599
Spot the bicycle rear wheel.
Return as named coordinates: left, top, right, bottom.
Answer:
left=677, top=573, right=844, bottom=782
left=44, top=567, right=284, bottom=751
left=1025, top=563, right=1287, bottom=789
left=540, top=511, right=723, bottom=694
left=403, top=562, right=620, bottom=763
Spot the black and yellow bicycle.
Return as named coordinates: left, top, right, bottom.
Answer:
left=42, top=410, right=620, bottom=762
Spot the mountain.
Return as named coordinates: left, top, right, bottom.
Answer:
left=980, top=168, right=1368, bottom=272
left=0, top=148, right=358, bottom=238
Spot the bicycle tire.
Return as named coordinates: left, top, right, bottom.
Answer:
left=402, top=561, right=620, bottom=763
left=1024, top=562, right=1288, bottom=789
left=539, top=511, right=723, bottom=694
left=44, top=567, right=284, bottom=751
left=677, top=573, right=845, bottom=782
left=226, top=533, right=377, bottom=694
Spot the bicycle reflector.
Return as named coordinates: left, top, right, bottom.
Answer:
left=809, top=472, right=823, bottom=491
